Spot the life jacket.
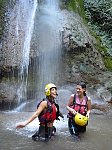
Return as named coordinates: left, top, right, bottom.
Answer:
left=37, top=98, right=57, bottom=124
left=68, top=94, right=88, bottom=117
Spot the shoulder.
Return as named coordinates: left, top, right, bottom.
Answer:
left=39, top=100, right=48, bottom=108
left=41, top=99, right=48, bottom=104
left=71, top=94, right=75, bottom=98
left=69, top=94, right=75, bottom=102
left=68, top=94, right=75, bottom=104
left=87, top=96, right=91, bottom=101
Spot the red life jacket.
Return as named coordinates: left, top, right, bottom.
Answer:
left=70, top=94, right=88, bottom=116
left=37, top=98, right=57, bottom=124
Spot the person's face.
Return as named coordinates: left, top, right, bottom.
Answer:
left=76, top=85, right=85, bottom=96
left=50, top=87, right=57, bottom=98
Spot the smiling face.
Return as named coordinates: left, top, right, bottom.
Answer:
left=50, top=87, right=57, bottom=99
left=76, top=85, right=86, bottom=96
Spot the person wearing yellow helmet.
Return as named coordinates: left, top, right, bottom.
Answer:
left=16, top=83, right=63, bottom=141
left=45, top=83, right=57, bottom=96
left=66, top=82, right=91, bottom=137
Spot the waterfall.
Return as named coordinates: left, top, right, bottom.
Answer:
left=28, top=0, right=64, bottom=101
left=18, top=0, right=37, bottom=102
left=3, top=0, right=64, bottom=111
left=15, top=0, right=64, bottom=111
left=18, top=0, right=37, bottom=103
left=20, top=0, right=37, bottom=75
left=3, top=0, right=37, bottom=105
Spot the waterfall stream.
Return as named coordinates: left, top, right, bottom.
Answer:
left=29, top=0, right=63, bottom=100
left=8, top=0, right=65, bottom=110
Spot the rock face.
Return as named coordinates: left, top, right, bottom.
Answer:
left=60, top=10, right=112, bottom=107
left=0, top=3, right=112, bottom=111
left=0, top=82, right=18, bottom=110
left=60, top=10, right=106, bottom=81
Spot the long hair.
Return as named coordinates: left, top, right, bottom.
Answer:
left=78, top=82, right=86, bottom=96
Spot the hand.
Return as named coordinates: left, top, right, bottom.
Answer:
left=59, top=111, right=64, bottom=119
left=66, top=106, right=77, bottom=115
left=72, top=110, right=77, bottom=115
left=16, top=123, right=26, bottom=129
left=86, top=112, right=90, bottom=118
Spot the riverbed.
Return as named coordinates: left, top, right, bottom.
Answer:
left=0, top=111, right=112, bottom=150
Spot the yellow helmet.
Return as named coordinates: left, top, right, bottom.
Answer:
left=74, top=113, right=88, bottom=126
left=45, top=83, right=57, bottom=96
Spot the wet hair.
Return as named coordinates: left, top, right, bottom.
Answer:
left=78, top=82, right=86, bottom=96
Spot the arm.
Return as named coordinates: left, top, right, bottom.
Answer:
left=66, top=95, right=77, bottom=115
left=86, top=97, right=91, bottom=118
left=66, top=106, right=77, bottom=115
left=67, top=95, right=74, bottom=106
left=16, top=101, right=47, bottom=128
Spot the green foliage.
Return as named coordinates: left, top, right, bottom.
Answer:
left=89, top=27, right=112, bottom=69
left=83, top=0, right=112, bottom=70
left=103, top=57, right=112, bottom=71
left=0, top=0, right=6, bottom=6
left=93, top=32, right=112, bottom=71
left=84, top=0, right=112, bottom=56
left=64, top=0, right=112, bottom=71
left=84, top=0, right=112, bottom=36
left=65, top=0, right=86, bottom=18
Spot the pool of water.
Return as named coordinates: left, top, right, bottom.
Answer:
left=0, top=112, right=112, bottom=150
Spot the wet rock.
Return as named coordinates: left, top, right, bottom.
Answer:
left=91, top=103, right=108, bottom=113
left=98, top=88, right=111, bottom=103
left=0, top=82, right=20, bottom=110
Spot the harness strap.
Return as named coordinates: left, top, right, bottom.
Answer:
left=38, top=98, right=53, bottom=123
left=73, top=94, right=88, bottom=114
left=73, top=94, right=88, bottom=105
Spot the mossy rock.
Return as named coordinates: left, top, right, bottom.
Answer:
left=103, top=57, right=112, bottom=71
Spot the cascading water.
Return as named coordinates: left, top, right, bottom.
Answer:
left=6, top=0, right=65, bottom=111
left=19, top=0, right=37, bottom=104
left=2, top=0, right=66, bottom=111
left=36, top=0, right=63, bottom=99
left=27, top=0, right=64, bottom=102
left=20, top=0, right=37, bottom=75
left=3, top=0, right=37, bottom=107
